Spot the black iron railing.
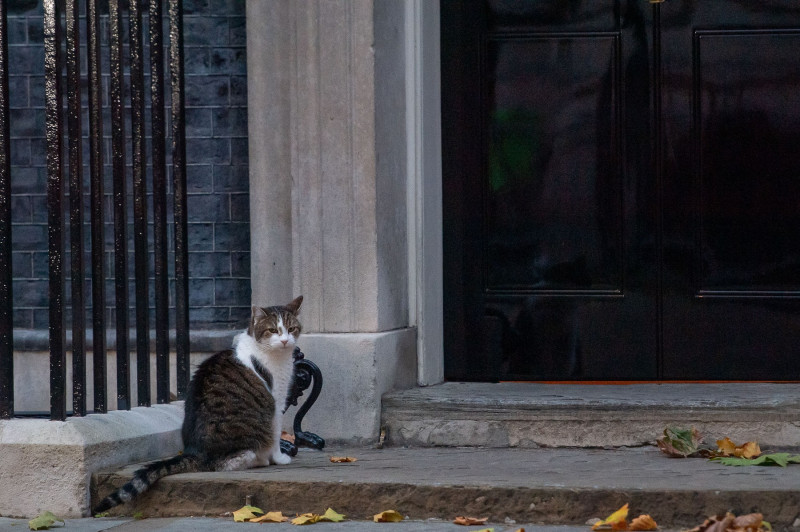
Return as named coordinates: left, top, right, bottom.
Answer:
left=0, top=0, right=191, bottom=421
left=0, top=0, right=13, bottom=421
left=0, top=2, right=326, bottom=454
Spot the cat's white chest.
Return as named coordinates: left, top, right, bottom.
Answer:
left=233, top=331, right=295, bottom=403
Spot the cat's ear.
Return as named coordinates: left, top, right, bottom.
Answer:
left=251, top=305, right=268, bottom=320
left=285, top=295, right=303, bottom=315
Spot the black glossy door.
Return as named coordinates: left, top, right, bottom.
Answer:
left=660, top=2, right=800, bottom=379
left=442, top=0, right=800, bottom=381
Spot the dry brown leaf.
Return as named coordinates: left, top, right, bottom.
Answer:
left=736, top=442, right=761, bottom=459
left=716, top=438, right=761, bottom=459
left=688, top=513, right=738, bottom=532
left=731, top=513, right=764, bottom=531
left=629, top=514, right=658, bottom=531
left=281, top=431, right=295, bottom=444
left=453, top=516, right=489, bottom=526
left=717, top=437, right=736, bottom=456
left=329, top=456, right=358, bottom=463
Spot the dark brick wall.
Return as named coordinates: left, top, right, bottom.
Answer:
left=7, top=0, right=251, bottom=332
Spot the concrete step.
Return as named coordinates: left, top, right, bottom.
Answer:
left=92, top=445, right=800, bottom=529
left=381, top=382, right=800, bottom=448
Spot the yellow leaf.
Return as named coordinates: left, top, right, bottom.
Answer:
left=736, top=441, right=761, bottom=459
left=291, top=513, right=320, bottom=525
left=374, top=510, right=404, bottom=523
left=454, top=516, right=489, bottom=526
left=291, top=508, right=346, bottom=525
left=250, top=511, right=289, bottom=523
left=717, top=437, right=737, bottom=456
left=320, top=508, right=346, bottom=522
left=232, top=505, right=263, bottom=522
left=281, top=431, right=296, bottom=444
left=716, top=437, right=761, bottom=458
left=592, top=503, right=629, bottom=530
left=629, top=514, right=658, bottom=531
left=471, top=529, right=495, bottom=532
left=330, top=456, right=358, bottom=463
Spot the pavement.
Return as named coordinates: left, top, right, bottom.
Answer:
left=85, top=444, right=800, bottom=531
left=0, top=516, right=598, bottom=531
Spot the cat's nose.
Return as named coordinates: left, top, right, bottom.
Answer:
left=281, top=339, right=288, bottom=346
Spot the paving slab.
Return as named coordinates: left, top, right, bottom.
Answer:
left=92, top=445, right=800, bottom=529
left=0, top=516, right=613, bottom=532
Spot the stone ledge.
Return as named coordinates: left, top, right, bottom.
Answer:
left=0, top=403, right=183, bottom=518
left=12, top=328, right=237, bottom=353
left=382, top=382, right=800, bottom=448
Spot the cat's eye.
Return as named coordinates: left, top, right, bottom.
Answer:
left=289, top=326, right=298, bottom=333
left=267, top=328, right=278, bottom=334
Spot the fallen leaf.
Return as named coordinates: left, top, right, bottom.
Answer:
left=629, top=514, right=658, bottom=531
left=232, top=505, right=264, bottom=522
left=687, top=513, right=771, bottom=532
left=281, top=431, right=296, bottom=444
left=657, top=427, right=702, bottom=457
left=320, top=508, right=346, bottom=522
left=291, top=508, right=346, bottom=525
left=470, top=529, right=495, bottom=532
left=291, top=513, right=319, bottom=525
left=592, top=503, right=629, bottom=530
left=732, top=513, right=763, bottom=530
left=712, top=453, right=800, bottom=467
left=28, top=511, right=64, bottom=530
left=716, top=437, right=736, bottom=456
left=330, top=456, right=358, bottom=463
left=250, top=511, right=289, bottom=523
left=737, top=441, right=761, bottom=459
left=373, top=510, right=404, bottom=522
left=454, top=516, right=489, bottom=526
left=716, top=438, right=761, bottom=459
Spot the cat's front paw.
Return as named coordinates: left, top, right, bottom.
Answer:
left=271, top=451, right=292, bottom=465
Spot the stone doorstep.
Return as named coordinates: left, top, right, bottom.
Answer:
left=91, top=446, right=800, bottom=529
left=381, top=382, right=800, bottom=448
left=0, top=404, right=184, bottom=519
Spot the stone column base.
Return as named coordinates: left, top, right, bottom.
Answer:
left=289, top=328, right=417, bottom=443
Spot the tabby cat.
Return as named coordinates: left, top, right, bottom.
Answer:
left=92, top=296, right=303, bottom=514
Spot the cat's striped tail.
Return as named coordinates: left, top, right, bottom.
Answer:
left=92, top=453, right=200, bottom=515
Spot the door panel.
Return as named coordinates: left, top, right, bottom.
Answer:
left=442, top=0, right=658, bottom=381
left=443, top=0, right=800, bottom=381
left=660, top=1, right=800, bottom=379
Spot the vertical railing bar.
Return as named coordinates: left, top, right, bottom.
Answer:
left=109, top=0, right=130, bottom=411
left=169, top=0, right=190, bottom=399
left=66, top=0, right=86, bottom=417
left=44, top=0, right=66, bottom=421
left=150, top=0, right=170, bottom=404
left=0, top=0, right=13, bottom=420
left=129, top=0, right=150, bottom=407
left=86, top=0, right=106, bottom=414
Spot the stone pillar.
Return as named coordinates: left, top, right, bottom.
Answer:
left=247, top=0, right=416, bottom=442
